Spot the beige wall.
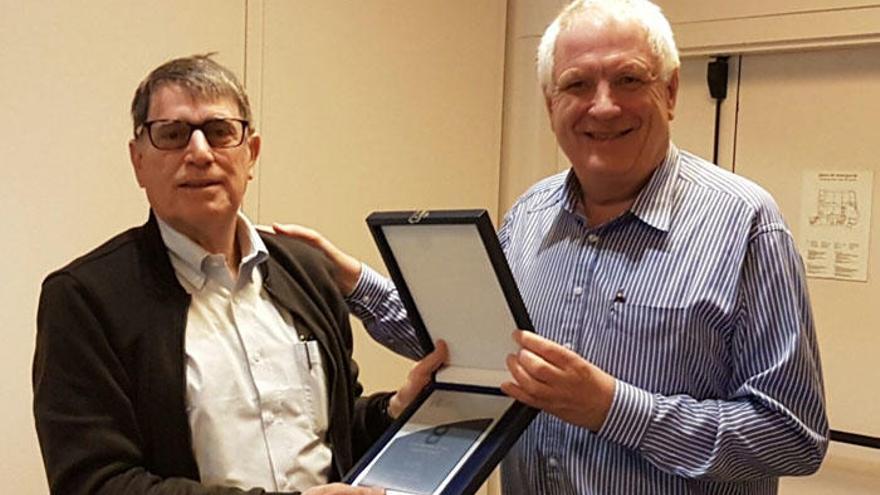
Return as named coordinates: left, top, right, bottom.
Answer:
left=498, top=0, right=566, bottom=215
left=2, top=1, right=506, bottom=493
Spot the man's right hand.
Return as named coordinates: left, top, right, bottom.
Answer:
left=301, top=482, right=383, bottom=494
left=272, top=223, right=362, bottom=296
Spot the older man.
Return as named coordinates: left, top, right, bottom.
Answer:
left=277, top=1, right=829, bottom=493
left=33, top=55, right=445, bottom=495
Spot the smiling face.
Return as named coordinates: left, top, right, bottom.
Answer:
left=129, top=83, right=260, bottom=239
left=547, top=14, right=678, bottom=199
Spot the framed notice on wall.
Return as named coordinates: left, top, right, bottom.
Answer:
left=799, top=170, right=874, bottom=282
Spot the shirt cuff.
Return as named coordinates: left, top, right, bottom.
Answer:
left=345, top=264, right=392, bottom=319
left=597, top=379, right=655, bottom=451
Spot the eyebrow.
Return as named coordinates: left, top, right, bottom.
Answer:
left=556, top=67, right=591, bottom=82
left=147, top=114, right=241, bottom=124
left=558, top=57, right=653, bottom=74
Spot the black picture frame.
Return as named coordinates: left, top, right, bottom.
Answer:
left=344, top=209, right=538, bottom=495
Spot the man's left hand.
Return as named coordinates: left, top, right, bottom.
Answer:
left=387, top=340, right=449, bottom=418
left=501, top=330, right=616, bottom=432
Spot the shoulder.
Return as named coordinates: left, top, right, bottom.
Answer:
left=259, top=232, right=338, bottom=289
left=677, top=150, right=786, bottom=229
left=518, top=170, right=569, bottom=206
left=258, top=232, right=352, bottom=334
left=506, top=170, right=569, bottom=219
left=38, top=224, right=165, bottom=335
left=677, top=150, right=776, bottom=209
left=42, top=225, right=145, bottom=291
left=260, top=232, right=328, bottom=269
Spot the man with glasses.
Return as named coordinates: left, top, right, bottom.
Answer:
left=33, top=55, right=444, bottom=495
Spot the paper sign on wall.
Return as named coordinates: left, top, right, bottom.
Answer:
left=799, top=170, right=873, bottom=281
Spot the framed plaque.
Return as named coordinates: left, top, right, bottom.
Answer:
left=345, top=210, right=537, bottom=495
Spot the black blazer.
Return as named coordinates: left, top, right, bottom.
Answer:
left=33, top=213, right=392, bottom=495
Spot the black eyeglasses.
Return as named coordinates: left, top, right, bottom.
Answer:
left=139, top=118, right=249, bottom=150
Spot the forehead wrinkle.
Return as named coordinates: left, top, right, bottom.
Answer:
left=557, top=14, right=655, bottom=57
left=553, top=31, right=658, bottom=88
left=556, top=51, right=654, bottom=83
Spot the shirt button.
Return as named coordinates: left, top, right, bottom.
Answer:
left=548, top=456, right=559, bottom=468
left=363, top=295, right=371, bottom=303
left=573, top=286, right=583, bottom=296
left=587, top=234, right=600, bottom=244
left=563, top=342, right=573, bottom=349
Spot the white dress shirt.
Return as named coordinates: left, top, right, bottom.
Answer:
left=157, top=213, right=332, bottom=492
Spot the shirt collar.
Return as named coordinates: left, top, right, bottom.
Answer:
left=559, top=169, right=583, bottom=216
left=629, top=144, right=680, bottom=232
left=535, top=143, right=680, bottom=232
left=525, top=169, right=580, bottom=214
left=157, top=211, right=269, bottom=291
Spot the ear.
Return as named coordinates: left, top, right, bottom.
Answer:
left=545, top=93, right=556, bottom=129
left=246, top=133, right=262, bottom=180
left=665, top=69, right=680, bottom=121
left=129, top=138, right=147, bottom=188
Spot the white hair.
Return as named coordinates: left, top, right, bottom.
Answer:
left=536, top=0, right=680, bottom=95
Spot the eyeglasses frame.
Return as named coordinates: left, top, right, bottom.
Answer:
left=138, top=118, right=251, bottom=150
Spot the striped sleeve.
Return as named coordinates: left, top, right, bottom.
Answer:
left=346, top=264, right=427, bottom=361
left=626, top=227, right=828, bottom=480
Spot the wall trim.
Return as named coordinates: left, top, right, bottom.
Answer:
left=675, top=5, right=880, bottom=57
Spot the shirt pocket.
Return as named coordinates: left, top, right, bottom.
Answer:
left=293, top=340, right=329, bottom=435
left=250, top=340, right=330, bottom=437
left=604, top=302, right=732, bottom=397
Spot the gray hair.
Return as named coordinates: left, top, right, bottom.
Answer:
left=536, top=0, right=680, bottom=95
left=130, top=54, right=253, bottom=136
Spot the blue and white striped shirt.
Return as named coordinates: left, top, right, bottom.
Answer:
left=348, top=145, right=829, bottom=494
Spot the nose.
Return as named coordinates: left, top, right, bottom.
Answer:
left=184, top=129, right=213, bottom=166
left=587, top=81, right=621, bottom=120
